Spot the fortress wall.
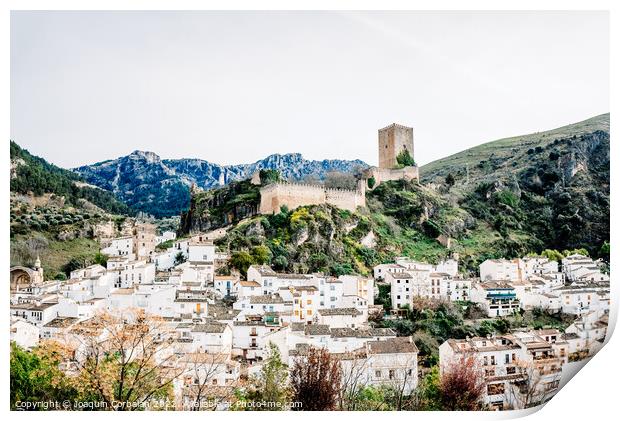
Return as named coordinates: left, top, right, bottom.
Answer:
left=259, top=182, right=327, bottom=214
left=364, top=166, right=419, bottom=190
left=259, top=182, right=365, bottom=214
left=325, top=187, right=365, bottom=212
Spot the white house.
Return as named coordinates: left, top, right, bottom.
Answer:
left=214, top=275, right=237, bottom=297
left=439, top=330, right=566, bottom=410
left=191, top=322, right=233, bottom=354
left=188, top=241, right=215, bottom=263
left=470, top=281, right=520, bottom=317
left=316, top=307, right=367, bottom=328
left=364, top=337, right=419, bottom=395
left=10, top=318, right=40, bottom=349
left=318, top=277, right=345, bottom=308
left=373, top=263, right=406, bottom=281
left=155, top=230, right=177, bottom=245
left=10, top=301, right=60, bottom=327
left=101, top=236, right=134, bottom=259
left=479, top=259, right=520, bottom=282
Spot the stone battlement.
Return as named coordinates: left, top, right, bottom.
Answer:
left=378, top=123, right=412, bottom=132
left=259, top=181, right=365, bottom=214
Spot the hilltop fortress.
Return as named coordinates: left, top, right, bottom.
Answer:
left=258, top=123, right=419, bottom=214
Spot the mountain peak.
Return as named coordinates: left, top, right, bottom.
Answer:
left=128, top=150, right=161, bottom=163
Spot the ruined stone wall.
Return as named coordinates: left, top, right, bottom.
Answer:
left=378, top=123, right=414, bottom=169
left=259, top=182, right=365, bottom=214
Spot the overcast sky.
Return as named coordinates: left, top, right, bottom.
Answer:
left=11, top=11, right=609, bottom=169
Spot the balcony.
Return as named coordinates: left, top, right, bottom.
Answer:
left=539, top=367, right=562, bottom=375
left=533, top=354, right=559, bottom=361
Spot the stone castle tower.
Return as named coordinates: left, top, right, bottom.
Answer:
left=378, top=123, right=414, bottom=169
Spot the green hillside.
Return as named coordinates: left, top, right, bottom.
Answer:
left=9, top=141, right=132, bottom=279
left=419, top=113, right=609, bottom=258
left=10, top=141, right=134, bottom=216
left=420, top=113, right=609, bottom=184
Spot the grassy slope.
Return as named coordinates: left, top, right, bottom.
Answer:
left=420, top=113, right=609, bottom=182
left=10, top=232, right=101, bottom=279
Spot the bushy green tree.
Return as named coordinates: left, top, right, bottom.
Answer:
left=174, top=251, right=187, bottom=266
left=10, top=342, right=80, bottom=409
left=539, top=249, right=564, bottom=262
left=230, top=251, right=254, bottom=277
left=599, top=241, right=610, bottom=262
left=62, top=256, right=87, bottom=276
left=245, top=343, right=290, bottom=410
left=272, top=255, right=288, bottom=271
left=93, top=252, right=108, bottom=266
left=344, top=385, right=393, bottom=411
left=396, top=149, right=416, bottom=167
left=251, top=245, right=272, bottom=265
left=414, top=366, right=442, bottom=410
left=259, top=169, right=281, bottom=185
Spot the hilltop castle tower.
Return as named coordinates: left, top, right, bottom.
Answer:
left=363, top=123, right=419, bottom=189
left=378, top=123, right=414, bottom=169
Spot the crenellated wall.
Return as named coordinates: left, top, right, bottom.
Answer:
left=259, top=181, right=365, bottom=214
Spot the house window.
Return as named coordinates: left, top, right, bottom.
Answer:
left=506, top=366, right=516, bottom=375
left=389, top=370, right=395, bottom=380
left=505, top=354, right=510, bottom=364
left=483, top=356, right=488, bottom=366
left=545, top=380, right=560, bottom=391
left=487, top=383, right=505, bottom=395
left=375, top=370, right=381, bottom=378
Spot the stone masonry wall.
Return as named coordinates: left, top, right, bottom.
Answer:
left=259, top=182, right=365, bottom=214
left=364, top=166, right=419, bottom=190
